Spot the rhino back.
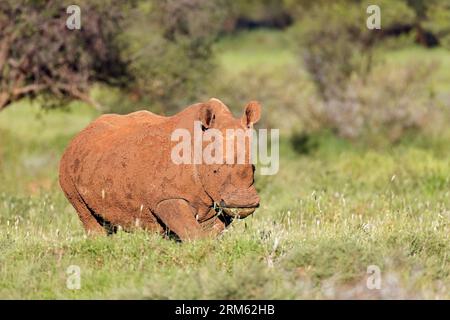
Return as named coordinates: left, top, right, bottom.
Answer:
left=61, top=105, right=211, bottom=216
left=62, top=112, right=174, bottom=207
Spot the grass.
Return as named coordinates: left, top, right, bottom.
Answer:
left=0, top=30, right=449, bottom=299
left=0, top=103, right=449, bottom=299
left=214, top=30, right=297, bottom=75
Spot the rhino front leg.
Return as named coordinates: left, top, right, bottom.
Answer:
left=155, top=199, right=212, bottom=241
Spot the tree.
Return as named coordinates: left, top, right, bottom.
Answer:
left=0, top=0, right=132, bottom=111
left=0, top=0, right=231, bottom=114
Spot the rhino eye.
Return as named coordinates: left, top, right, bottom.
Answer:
left=213, top=170, right=218, bottom=174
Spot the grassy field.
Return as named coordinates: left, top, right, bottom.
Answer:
left=0, top=31, right=449, bottom=299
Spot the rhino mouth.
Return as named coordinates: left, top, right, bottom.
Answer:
left=221, top=205, right=258, bottom=218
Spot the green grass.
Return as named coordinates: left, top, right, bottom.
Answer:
left=0, top=102, right=449, bottom=299
left=0, top=30, right=449, bottom=299
left=214, top=29, right=297, bottom=75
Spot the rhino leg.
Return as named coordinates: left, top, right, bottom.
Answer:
left=200, top=212, right=226, bottom=236
left=155, top=199, right=213, bottom=241
left=73, top=199, right=107, bottom=236
left=59, top=176, right=106, bottom=236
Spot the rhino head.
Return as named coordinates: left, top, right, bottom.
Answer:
left=196, top=98, right=261, bottom=219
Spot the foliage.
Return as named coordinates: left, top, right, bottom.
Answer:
left=287, top=0, right=444, bottom=140
left=423, top=1, right=450, bottom=49
left=0, top=0, right=133, bottom=111
left=302, top=61, right=440, bottom=142
left=0, top=0, right=231, bottom=114
left=226, top=0, right=291, bottom=31
left=290, top=0, right=415, bottom=101
left=102, top=0, right=230, bottom=114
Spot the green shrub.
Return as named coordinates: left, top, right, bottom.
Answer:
left=101, top=0, right=230, bottom=114
left=288, top=1, right=443, bottom=142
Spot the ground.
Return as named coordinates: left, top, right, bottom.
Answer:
left=0, top=30, right=449, bottom=299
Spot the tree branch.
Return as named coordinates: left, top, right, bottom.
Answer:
left=55, top=84, right=104, bottom=111
left=12, top=83, right=47, bottom=95
left=0, top=91, right=10, bottom=110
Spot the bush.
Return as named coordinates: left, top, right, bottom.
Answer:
left=303, top=61, right=440, bottom=143
left=208, top=67, right=312, bottom=130
left=423, top=1, right=450, bottom=49
left=288, top=0, right=443, bottom=142
left=102, top=0, right=230, bottom=114
left=290, top=0, right=415, bottom=101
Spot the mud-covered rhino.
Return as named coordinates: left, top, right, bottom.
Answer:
left=59, top=98, right=261, bottom=240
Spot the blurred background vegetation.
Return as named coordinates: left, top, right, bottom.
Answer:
left=1, top=0, right=449, bottom=144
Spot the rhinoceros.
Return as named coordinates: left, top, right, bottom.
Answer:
left=59, top=98, right=261, bottom=240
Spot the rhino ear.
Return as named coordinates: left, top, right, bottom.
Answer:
left=242, top=101, right=261, bottom=128
left=198, top=103, right=216, bottom=129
